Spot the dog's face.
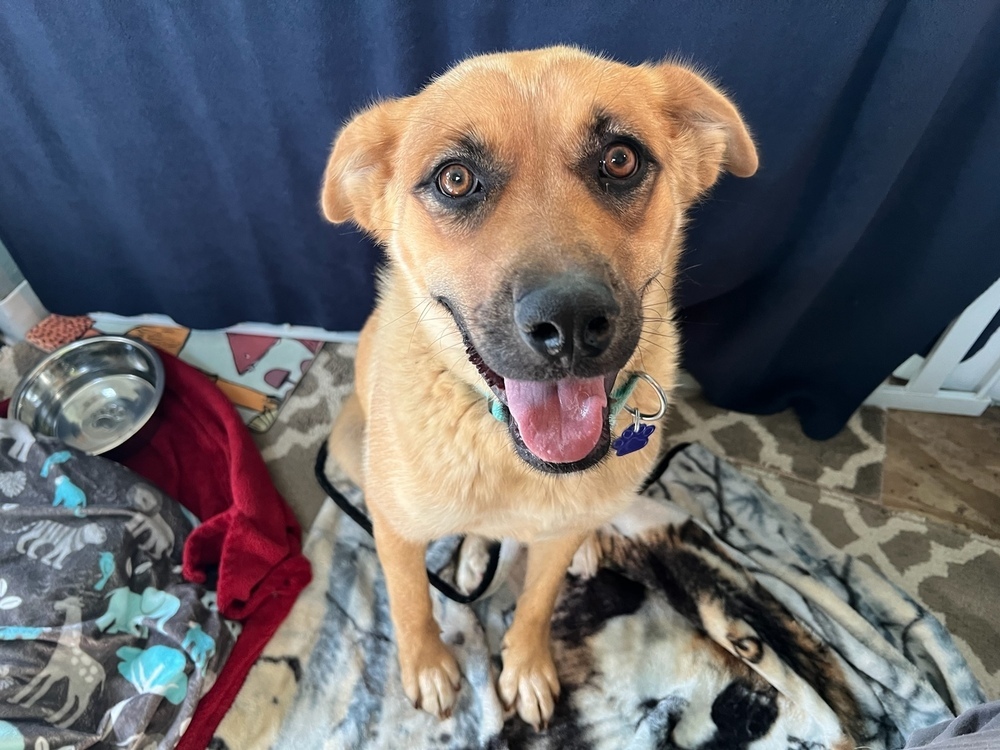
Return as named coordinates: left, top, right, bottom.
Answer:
left=322, top=47, right=756, bottom=472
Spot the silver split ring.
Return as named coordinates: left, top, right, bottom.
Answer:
left=623, top=371, right=668, bottom=422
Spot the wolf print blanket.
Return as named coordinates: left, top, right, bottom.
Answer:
left=0, top=419, right=238, bottom=749
left=214, top=442, right=984, bottom=750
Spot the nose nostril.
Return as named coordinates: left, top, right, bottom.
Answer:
left=529, top=322, right=563, bottom=355
left=587, top=316, right=609, bottom=336
left=582, top=315, right=614, bottom=356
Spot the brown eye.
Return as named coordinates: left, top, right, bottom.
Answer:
left=601, top=142, right=639, bottom=179
left=436, top=163, right=477, bottom=198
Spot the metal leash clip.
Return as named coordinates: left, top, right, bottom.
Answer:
left=613, top=371, right=668, bottom=457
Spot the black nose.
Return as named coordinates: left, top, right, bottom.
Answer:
left=514, top=272, right=619, bottom=362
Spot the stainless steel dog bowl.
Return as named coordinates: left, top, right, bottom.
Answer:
left=11, top=335, right=164, bottom=455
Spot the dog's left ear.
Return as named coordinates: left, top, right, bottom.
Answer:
left=655, top=64, right=758, bottom=200
left=320, top=97, right=413, bottom=238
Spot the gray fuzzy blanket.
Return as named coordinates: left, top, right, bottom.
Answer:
left=215, top=442, right=983, bottom=749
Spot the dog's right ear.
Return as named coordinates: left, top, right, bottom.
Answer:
left=320, top=98, right=413, bottom=234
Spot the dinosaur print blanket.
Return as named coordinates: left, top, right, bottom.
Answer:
left=0, top=418, right=238, bottom=749
left=214, top=442, right=984, bottom=750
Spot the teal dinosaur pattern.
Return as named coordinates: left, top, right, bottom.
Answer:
left=181, top=623, right=216, bottom=673
left=52, top=476, right=87, bottom=516
left=96, top=586, right=181, bottom=639
left=116, top=645, right=189, bottom=705
left=0, top=720, right=24, bottom=750
left=94, top=551, right=115, bottom=591
left=0, top=626, right=45, bottom=640
left=39, top=451, right=72, bottom=478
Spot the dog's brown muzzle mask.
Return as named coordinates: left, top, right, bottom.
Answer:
left=439, top=261, right=642, bottom=473
left=318, top=47, right=758, bottom=475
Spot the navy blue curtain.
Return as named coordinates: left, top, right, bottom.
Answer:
left=1, top=1, right=998, bottom=438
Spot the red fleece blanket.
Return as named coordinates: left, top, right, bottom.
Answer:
left=3, top=350, right=312, bottom=749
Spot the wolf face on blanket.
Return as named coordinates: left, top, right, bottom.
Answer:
left=321, top=45, right=758, bottom=729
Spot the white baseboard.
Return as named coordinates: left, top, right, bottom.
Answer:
left=88, top=312, right=360, bottom=343
left=864, top=384, right=992, bottom=416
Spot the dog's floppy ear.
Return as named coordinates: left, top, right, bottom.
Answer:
left=320, top=97, right=413, bottom=234
left=655, top=63, right=758, bottom=199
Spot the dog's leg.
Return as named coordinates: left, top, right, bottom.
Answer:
left=499, top=530, right=588, bottom=730
left=329, top=390, right=366, bottom=489
left=371, top=505, right=461, bottom=719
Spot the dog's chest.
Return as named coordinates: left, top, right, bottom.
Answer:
left=396, top=472, right=631, bottom=543
left=387, top=418, right=652, bottom=543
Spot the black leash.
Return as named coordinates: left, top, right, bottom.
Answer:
left=314, top=439, right=687, bottom=605
left=314, top=442, right=501, bottom=604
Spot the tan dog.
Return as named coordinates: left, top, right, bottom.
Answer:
left=321, top=46, right=756, bottom=730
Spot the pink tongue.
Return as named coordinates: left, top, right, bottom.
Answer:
left=504, top=376, right=607, bottom=463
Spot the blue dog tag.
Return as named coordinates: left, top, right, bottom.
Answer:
left=612, top=423, right=655, bottom=456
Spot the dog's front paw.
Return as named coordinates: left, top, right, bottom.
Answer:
left=567, top=533, right=600, bottom=579
left=399, top=636, right=461, bottom=719
left=498, top=639, right=560, bottom=731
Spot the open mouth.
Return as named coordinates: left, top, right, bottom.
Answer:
left=461, top=328, right=617, bottom=474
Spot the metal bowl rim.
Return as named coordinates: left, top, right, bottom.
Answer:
left=10, top=335, right=165, bottom=455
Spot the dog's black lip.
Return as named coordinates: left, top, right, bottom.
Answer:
left=435, top=295, right=617, bottom=473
